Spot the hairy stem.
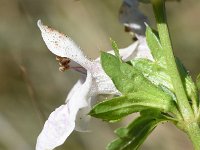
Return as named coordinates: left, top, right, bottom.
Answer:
left=185, top=122, right=200, bottom=150
left=151, top=0, right=200, bottom=149
left=151, top=0, right=194, bottom=121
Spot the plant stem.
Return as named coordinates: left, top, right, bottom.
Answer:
left=151, top=0, right=194, bottom=121
left=151, top=0, right=200, bottom=149
left=185, top=122, right=200, bottom=150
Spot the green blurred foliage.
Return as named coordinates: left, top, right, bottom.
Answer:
left=0, top=0, right=199, bottom=149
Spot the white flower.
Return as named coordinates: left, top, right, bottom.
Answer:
left=119, top=0, right=153, bottom=60
left=36, top=20, right=117, bottom=150
left=36, top=1, right=152, bottom=149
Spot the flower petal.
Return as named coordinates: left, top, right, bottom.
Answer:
left=74, top=103, right=92, bottom=132
left=36, top=104, right=75, bottom=150
left=37, top=20, right=92, bottom=70
left=71, top=64, right=120, bottom=132
left=36, top=72, right=93, bottom=150
left=136, top=37, right=153, bottom=60
left=97, top=40, right=152, bottom=62
left=67, top=72, right=93, bottom=116
left=106, top=41, right=139, bottom=62
left=65, top=76, right=86, bottom=103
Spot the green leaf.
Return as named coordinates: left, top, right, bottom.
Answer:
left=146, top=26, right=164, bottom=64
left=107, top=115, right=168, bottom=150
left=131, top=59, right=173, bottom=90
left=160, top=85, right=177, bottom=102
left=131, top=56, right=199, bottom=113
left=196, top=74, right=200, bottom=91
left=140, top=109, right=161, bottom=117
left=140, top=109, right=177, bottom=122
left=176, top=58, right=199, bottom=111
left=110, top=38, right=121, bottom=62
left=131, top=56, right=199, bottom=108
left=101, top=52, right=171, bottom=96
left=90, top=91, right=175, bottom=122
left=101, top=51, right=143, bottom=94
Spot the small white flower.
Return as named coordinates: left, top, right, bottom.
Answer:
left=119, top=0, right=153, bottom=60
left=36, top=1, right=152, bottom=148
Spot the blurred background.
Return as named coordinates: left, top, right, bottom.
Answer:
left=0, top=0, right=200, bottom=149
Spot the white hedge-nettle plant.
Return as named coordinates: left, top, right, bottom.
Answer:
left=36, top=0, right=200, bottom=150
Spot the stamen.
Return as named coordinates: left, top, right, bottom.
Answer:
left=55, top=55, right=86, bottom=74
left=59, top=66, right=68, bottom=72
left=56, top=56, right=71, bottom=72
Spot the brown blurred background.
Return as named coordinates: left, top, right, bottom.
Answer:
left=0, top=0, right=200, bottom=149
